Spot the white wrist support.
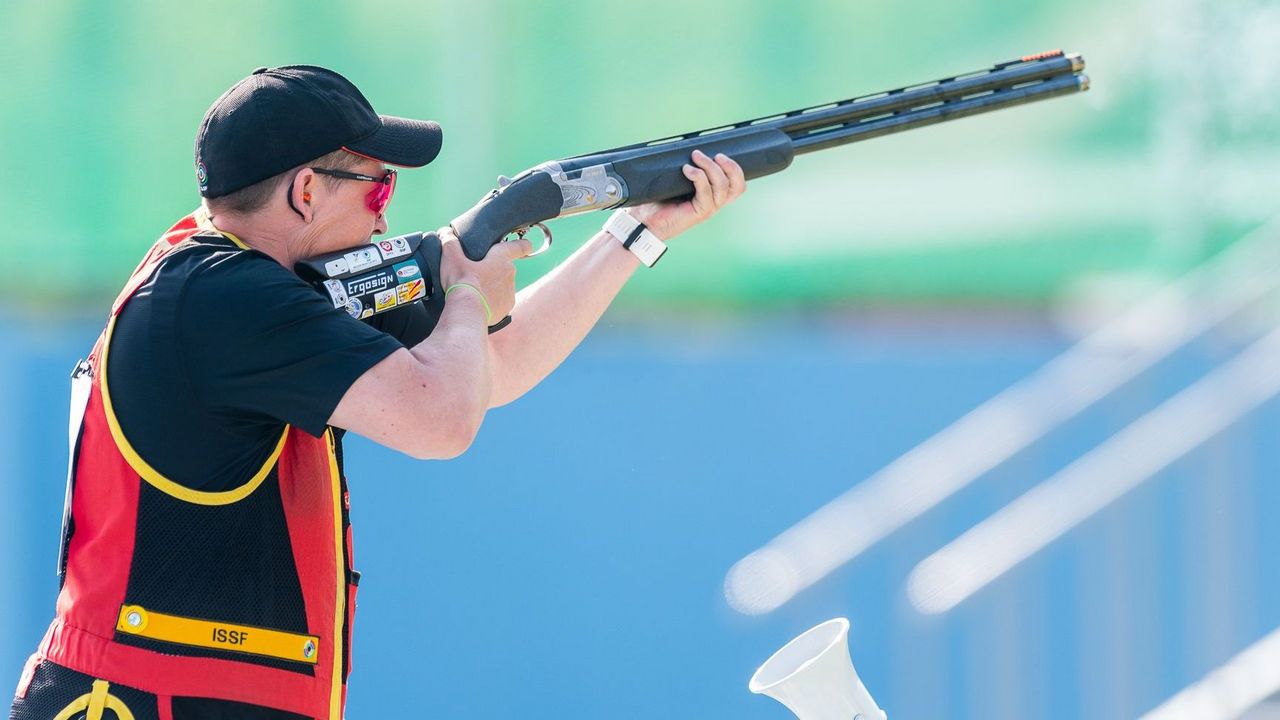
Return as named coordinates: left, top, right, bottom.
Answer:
left=603, top=210, right=667, bottom=268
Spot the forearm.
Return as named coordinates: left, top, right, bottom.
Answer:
left=409, top=290, right=493, bottom=438
left=486, top=229, right=640, bottom=406
left=328, top=289, right=492, bottom=459
left=482, top=149, right=746, bottom=407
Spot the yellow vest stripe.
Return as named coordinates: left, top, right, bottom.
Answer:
left=326, top=428, right=346, bottom=720
left=193, top=206, right=251, bottom=250
left=115, top=604, right=319, bottom=665
left=99, top=315, right=289, bottom=506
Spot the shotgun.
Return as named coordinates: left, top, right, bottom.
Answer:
left=297, top=50, right=1089, bottom=331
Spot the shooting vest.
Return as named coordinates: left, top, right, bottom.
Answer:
left=33, top=211, right=358, bottom=719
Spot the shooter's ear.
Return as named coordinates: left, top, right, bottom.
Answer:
left=286, top=169, right=318, bottom=222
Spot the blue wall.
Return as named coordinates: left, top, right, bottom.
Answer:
left=2, top=314, right=1276, bottom=719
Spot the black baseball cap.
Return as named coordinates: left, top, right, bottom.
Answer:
left=195, top=65, right=443, bottom=198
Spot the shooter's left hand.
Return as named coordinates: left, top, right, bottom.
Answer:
left=624, top=149, right=746, bottom=241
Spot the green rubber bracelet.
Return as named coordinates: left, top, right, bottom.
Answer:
left=444, top=283, right=494, bottom=324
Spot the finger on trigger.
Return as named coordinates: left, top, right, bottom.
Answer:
left=506, top=237, right=534, bottom=258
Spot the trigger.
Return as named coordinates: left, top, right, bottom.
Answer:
left=524, top=223, right=552, bottom=257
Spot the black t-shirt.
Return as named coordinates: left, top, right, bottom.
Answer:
left=107, top=232, right=434, bottom=492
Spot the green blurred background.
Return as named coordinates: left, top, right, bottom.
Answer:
left=6, top=0, right=1277, bottom=311
left=6, top=2, right=1280, bottom=719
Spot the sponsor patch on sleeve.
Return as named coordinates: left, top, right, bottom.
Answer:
left=374, top=288, right=398, bottom=312
left=377, top=238, right=411, bottom=261
left=344, top=247, right=381, bottom=272
left=324, top=257, right=350, bottom=277
left=322, top=279, right=349, bottom=308
left=396, top=278, right=426, bottom=304
left=343, top=269, right=395, bottom=298
left=392, top=261, right=422, bottom=281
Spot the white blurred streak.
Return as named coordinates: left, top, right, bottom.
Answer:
left=1139, top=626, right=1280, bottom=720
left=724, top=218, right=1280, bottom=616
left=1213, top=3, right=1280, bottom=133
left=1150, top=0, right=1209, bottom=273
left=906, top=323, right=1280, bottom=615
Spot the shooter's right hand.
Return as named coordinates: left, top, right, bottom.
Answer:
left=438, top=227, right=532, bottom=322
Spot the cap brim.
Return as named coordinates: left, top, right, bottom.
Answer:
left=345, top=115, right=443, bottom=168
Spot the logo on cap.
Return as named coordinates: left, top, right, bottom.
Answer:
left=196, top=162, right=209, bottom=192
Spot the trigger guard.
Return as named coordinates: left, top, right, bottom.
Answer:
left=524, top=223, right=552, bottom=257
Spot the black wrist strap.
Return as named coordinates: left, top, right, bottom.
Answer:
left=623, top=224, right=647, bottom=250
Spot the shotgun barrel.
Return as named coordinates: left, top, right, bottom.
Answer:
left=589, top=51, right=1086, bottom=157
left=790, top=70, right=1088, bottom=154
